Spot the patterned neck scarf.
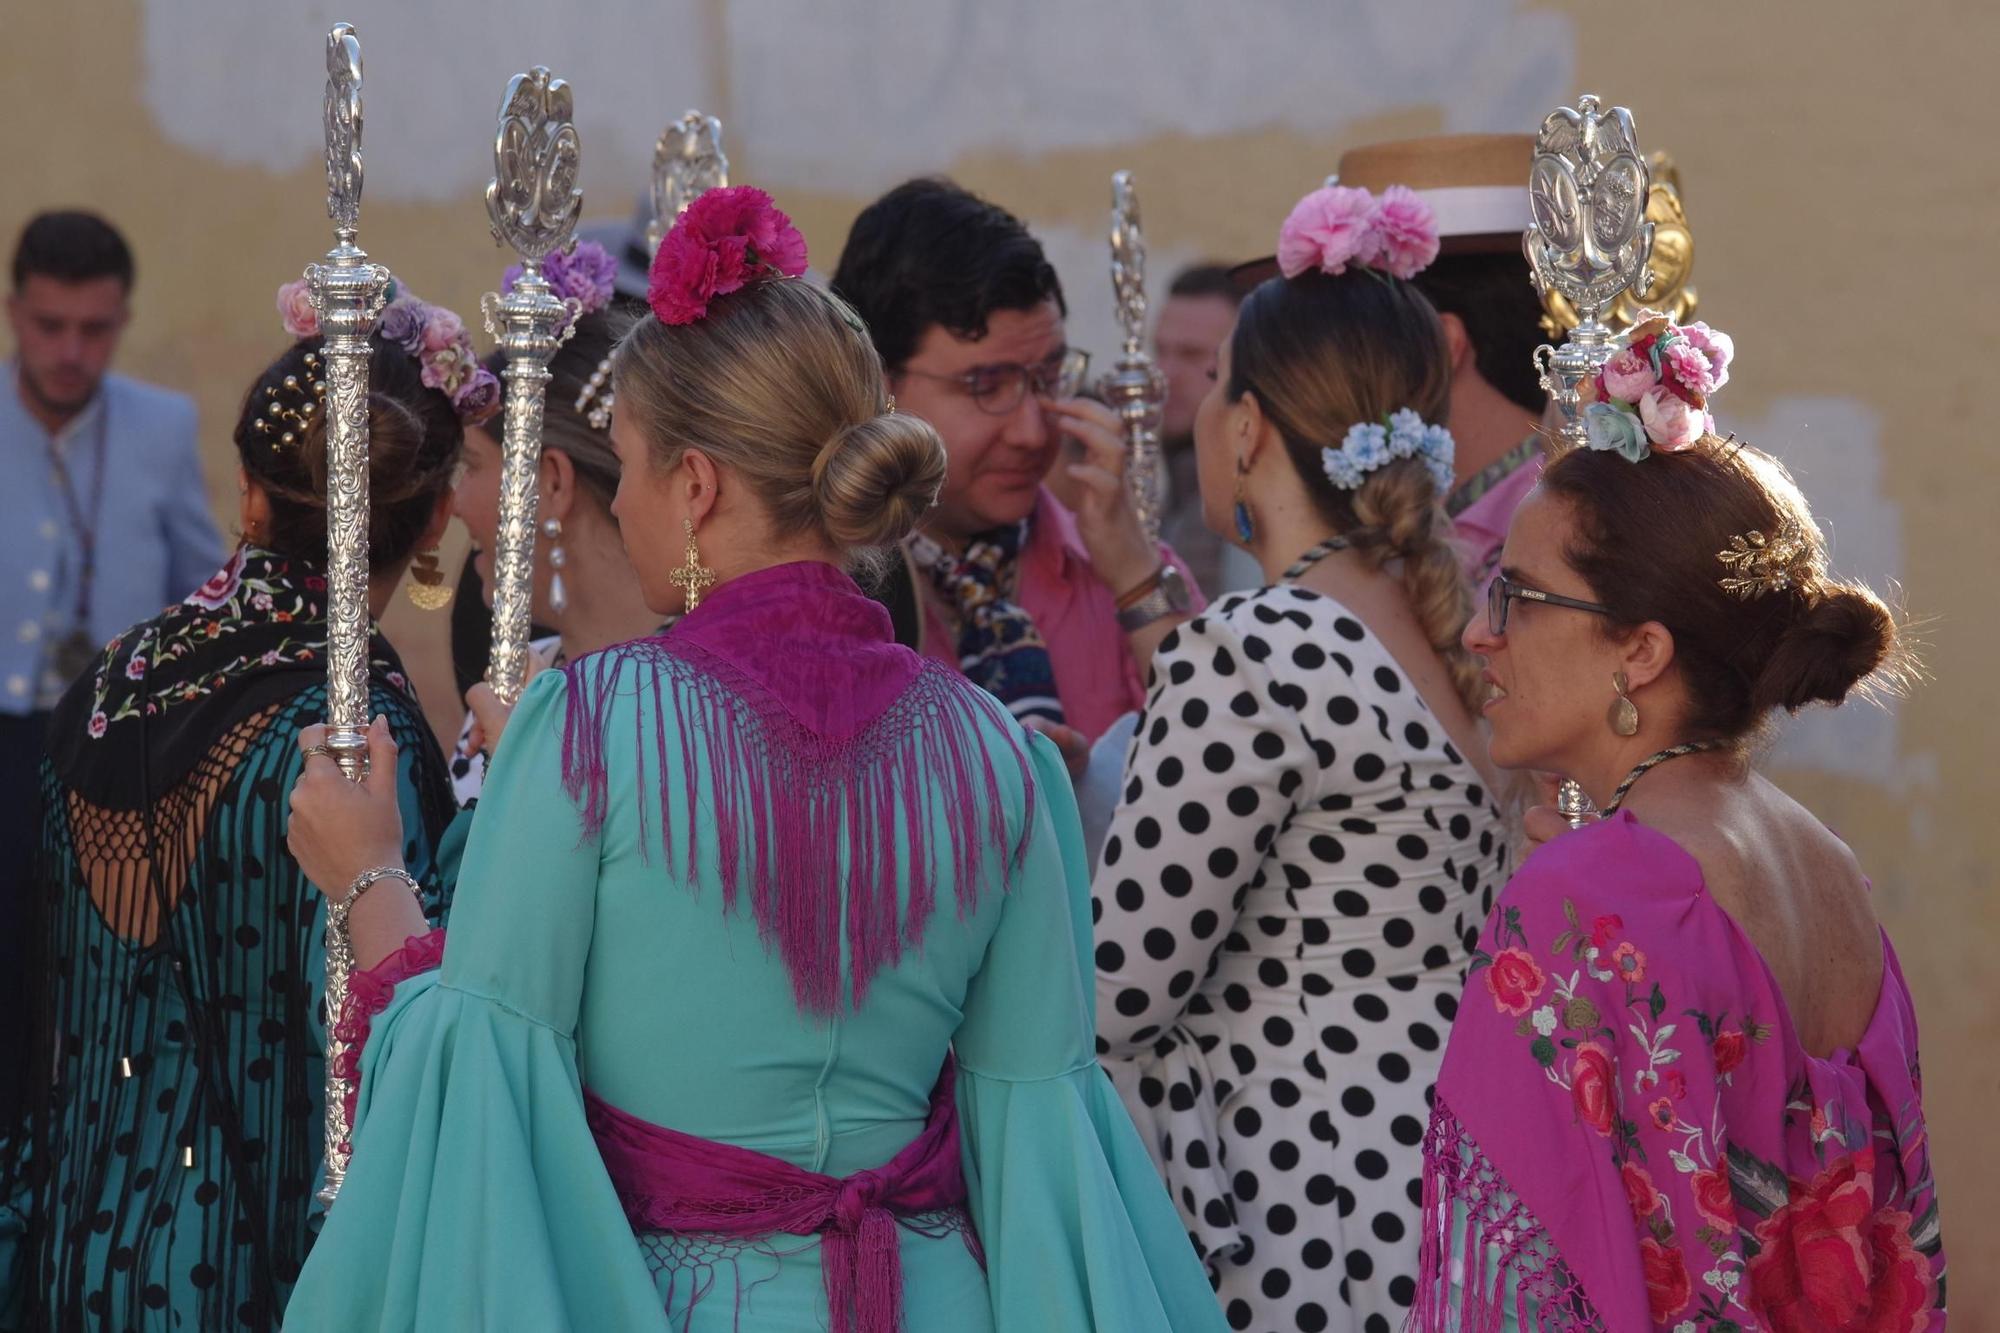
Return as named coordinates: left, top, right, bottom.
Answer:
left=910, top=523, right=1065, bottom=727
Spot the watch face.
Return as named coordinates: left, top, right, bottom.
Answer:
left=1159, top=563, right=1192, bottom=611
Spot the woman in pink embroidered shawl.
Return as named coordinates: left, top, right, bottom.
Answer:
left=276, top=189, right=1225, bottom=1332
left=1416, top=325, right=1944, bottom=1331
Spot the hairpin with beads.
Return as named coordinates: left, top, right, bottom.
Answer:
left=574, top=355, right=614, bottom=431
left=252, top=352, right=327, bottom=451
left=1717, top=518, right=1818, bottom=601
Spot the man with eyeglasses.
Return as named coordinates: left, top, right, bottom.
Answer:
left=832, top=179, right=1203, bottom=755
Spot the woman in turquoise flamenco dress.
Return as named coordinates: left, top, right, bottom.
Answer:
left=281, top=188, right=1225, bottom=1333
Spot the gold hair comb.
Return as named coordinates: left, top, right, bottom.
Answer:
left=251, top=352, right=328, bottom=451
left=1717, top=519, right=1817, bottom=601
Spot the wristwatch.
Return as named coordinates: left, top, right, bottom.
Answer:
left=1115, top=564, right=1192, bottom=632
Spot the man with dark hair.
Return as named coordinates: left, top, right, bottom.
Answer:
left=832, top=179, right=1202, bottom=750
left=1333, top=135, right=1548, bottom=584
left=1, top=209, right=221, bottom=1118
left=1151, top=262, right=1256, bottom=595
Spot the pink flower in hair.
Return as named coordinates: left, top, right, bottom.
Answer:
left=1600, top=347, right=1658, bottom=403
left=276, top=279, right=319, bottom=339
left=1369, top=185, right=1440, bottom=280
left=1680, top=321, right=1735, bottom=390
left=1638, top=383, right=1705, bottom=451
left=1659, top=340, right=1716, bottom=403
left=420, top=307, right=466, bottom=355
left=649, top=186, right=810, bottom=327
left=1276, top=186, right=1382, bottom=279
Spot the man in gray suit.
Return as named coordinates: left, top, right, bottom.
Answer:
left=1, top=210, right=222, bottom=1118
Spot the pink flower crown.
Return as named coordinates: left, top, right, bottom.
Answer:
left=1581, top=311, right=1736, bottom=459
left=647, top=185, right=809, bottom=326
left=1276, top=184, right=1440, bottom=282
left=503, top=238, right=619, bottom=327
left=275, top=279, right=501, bottom=427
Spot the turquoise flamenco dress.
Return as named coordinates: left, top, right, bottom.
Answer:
left=285, top=561, right=1224, bottom=1332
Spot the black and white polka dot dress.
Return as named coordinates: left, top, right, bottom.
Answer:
left=1093, top=584, right=1508, bottom=1333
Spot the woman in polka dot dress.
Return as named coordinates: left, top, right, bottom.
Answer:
left=1094, top=191, right=1510, bottom=1333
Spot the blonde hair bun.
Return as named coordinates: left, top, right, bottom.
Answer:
left=813, top=411, right=947, bottom=549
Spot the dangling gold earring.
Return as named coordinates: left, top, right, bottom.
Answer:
left=406, top=547, right=452, bottom=610
left=669, top=517, right=717, bottom=612
left=1609, top=670, right=1639, bottom=737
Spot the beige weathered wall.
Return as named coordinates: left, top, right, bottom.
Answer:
left=5, top=0, right=1992, bottom=1315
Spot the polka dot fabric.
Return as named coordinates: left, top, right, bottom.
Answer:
left=1094, top=586, right=1508, bottom=1332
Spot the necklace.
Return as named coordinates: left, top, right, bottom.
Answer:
left=1599, top=739, right=1729, bottom=817
left=1280, top=536, right=1351, bottom=584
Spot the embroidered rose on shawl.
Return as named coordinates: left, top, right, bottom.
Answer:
left=123, top=655, right=147, bottom=681
left=1570, top=1040, right=1617, bottom=1136
left=1713, top=1028, right=1749, bottom=1076
left=1483, top=945, right=1546, bottom=1015
left=1641, top=1237, right=1693, bottom=1320
left=1692, top=1165, right=1736, bottom=1230
left=1622, top=1161, right=1663, bottom=1222
left=87, top=711, right=108, bottom=739
left=1610, top=940, right=1647, bottom=984
left=189, top=548, right=247, bottom=611
left=1745, top=1149, right=1937, bottom=1332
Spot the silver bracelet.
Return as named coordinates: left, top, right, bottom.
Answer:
left=327, top=866, right=422, bottom=936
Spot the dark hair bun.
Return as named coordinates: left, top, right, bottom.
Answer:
left=1750, top=583, right=1898, bottom=713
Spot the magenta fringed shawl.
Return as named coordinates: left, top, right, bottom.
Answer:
left=558, top=560, right=1035, bottom=1014
left=1414, top=814, right=1944, bottom=1331
left=585, top=1061, right=978, bottom=1333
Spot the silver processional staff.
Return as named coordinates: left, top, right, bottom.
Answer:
left=481, top=68, right=583, bottom=707
left=304, top=20, right=392, bottom=1207
left=1100, top=171, right=1167, bottom=543
left=1522, top=94, right=1654, bottom=828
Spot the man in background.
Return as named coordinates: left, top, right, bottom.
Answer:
left=0, top=209, right=221, bottom=1119
left=1151, top=263, right=1258, bottom=596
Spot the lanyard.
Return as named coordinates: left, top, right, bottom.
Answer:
left=45, top=399, right=110, bottom=629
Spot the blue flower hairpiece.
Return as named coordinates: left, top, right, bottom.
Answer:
left=1321, top=408, right=1455, bottom=495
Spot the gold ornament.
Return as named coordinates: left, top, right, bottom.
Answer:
left=1717, top=521, right=1817, bottom=602
left=1609, top=670, right=1640, bottom=738
left=405, top=547, right=453, bottom=610
left=669, top=517, right=717, bottom=612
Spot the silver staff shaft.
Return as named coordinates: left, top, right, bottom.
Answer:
left=482, top=67, right=583, bottom=707
left=1100, top=171, right=1166, bottom=543
left=306, top=21, right=390, bottom=1208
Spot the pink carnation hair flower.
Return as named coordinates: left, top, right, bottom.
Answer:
left=1659, top=339, right=1716, bottom=403
left=648, top=186, right=809, bottom=326
left=1369, top=185, right=1440, bottom=280
left=1276, top=186, right=1382, bottom=279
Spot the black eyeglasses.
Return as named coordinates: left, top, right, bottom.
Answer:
left=897, top=347, right=1091, bottom=417
left=1486, top=573, right=1614, bottom=636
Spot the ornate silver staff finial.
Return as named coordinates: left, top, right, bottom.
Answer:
left=1524, top=94, right=1654, bottom=456
left=1526, top=95, right=1651, bottom=833
left=646, top=110, right=728, bottom=255
left=1099, top=171, right=1167, bottom=541
left=304, top=20, right=392, bottom=1208
left=480, top=67, right=584, bottom=707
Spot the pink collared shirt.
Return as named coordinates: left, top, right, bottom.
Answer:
left=1452, top=450, right=1543, bottom=589
left=917, top=488, right=1206, bottom=742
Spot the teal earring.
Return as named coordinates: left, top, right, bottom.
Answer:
left=1233, top=456, right=1255, bottom=544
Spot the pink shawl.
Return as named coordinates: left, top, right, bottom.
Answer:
left=1416, top=813, right=1945, bottom=1330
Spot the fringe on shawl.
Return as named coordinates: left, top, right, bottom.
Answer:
left=1412, top=1095, right=1609, bottom=1332
left=559, top=639, right=1037, bottom=1015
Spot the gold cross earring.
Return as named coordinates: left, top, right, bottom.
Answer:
left=669, top=516, right=717, bottom=612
